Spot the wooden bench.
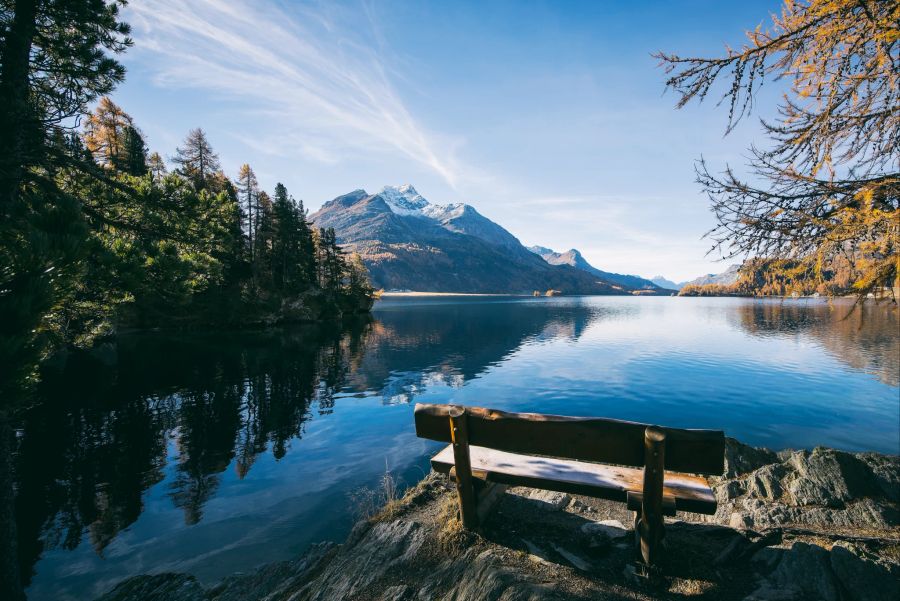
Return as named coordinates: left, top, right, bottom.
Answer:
left=414, top=403, right=725, bottom=570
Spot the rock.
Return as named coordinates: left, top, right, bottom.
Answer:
left=830, top=542, right=900, bottom=601
left=580, top=519, right=628, bottom=545
left=726, top=496, right=898, bottom=531
left=714, top=443, right=899, bottom=531
left=856, top=452, right=900, bottom=502
left=521, top=539, right=553, bottom=565
left=437, top=549, right=553, bottom=600
left=747, top=542, right=841, bottom=601
left=786, top=448, right=881, bottom=507
left=96, top=574, right=206, bottom=601
left=723, top=437, right=779, bottom=478
left=209, top=542, right=334, bottom=601
left=750, top=546, right=784, bottom=571
left=551, top=543, right=592, bottom=571
left=747, top=463, right=787, bottom=501
left=377, top=584, right=410, bottom=601
left=714, top=534, right=750, bottom=565
left=304, top=520, right=426, bottom=601
left=721, top=479, right=748, bottom=501
left=523, top=489, right=570, bottom=511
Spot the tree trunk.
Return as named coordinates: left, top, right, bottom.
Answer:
left=0, top=416, right=25, bottom=601
left=0, top=0, right=38, bottom=210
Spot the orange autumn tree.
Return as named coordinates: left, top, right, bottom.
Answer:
left=657, top=0, right=899, bottom=299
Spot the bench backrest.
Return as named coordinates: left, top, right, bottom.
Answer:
left=414, top=403, right=725, bottom=476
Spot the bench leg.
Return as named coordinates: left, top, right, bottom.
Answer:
left=638, top=426, right=667, bottom=567
left=449, top=407, right=478, bottom=529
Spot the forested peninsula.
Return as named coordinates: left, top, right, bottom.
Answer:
left=0, top=2, right=374, bottom=401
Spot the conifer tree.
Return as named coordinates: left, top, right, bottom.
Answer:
left=0, top=5, right=131, bottom=594
left=657, top=0, right=899, bottom=298
left=83, top=97, right=132, bottom=169
left=236, top=164, right=259, bottom=262
left=255, top=190, right=275, bottom=286
left=148, top=152, right=167, bottom=182
left=172, top=128, right=221, bottom=190
left=271, top=183, right=296, bottom=291
left=122, top=125, right=148, bottom=176
left=294, top=197, right=316, bottom=289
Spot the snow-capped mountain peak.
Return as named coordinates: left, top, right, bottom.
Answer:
left=378, top=184, right=469, bottom=221
left=379, top=184, right=429, bottom=215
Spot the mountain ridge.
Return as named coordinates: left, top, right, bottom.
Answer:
left=310, top=185, right=626, bottom=295
left=651, top=264, right=743, bottom=291
left=527, top=246, right=669, bottom=292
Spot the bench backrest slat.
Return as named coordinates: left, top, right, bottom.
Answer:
left=414, top=403, right=725, bottom=476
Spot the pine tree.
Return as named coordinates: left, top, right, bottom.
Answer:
left=172, top=128, right=221, bottom=190
left=271, top=183, right=295, bottom=291
left=255, top=190, right=275, bottom=286
left=236, top=164, right=259, bottom=263
left=148, top=152, right=167, bottom=182
left=294, top=197, right=316, bottom=290
left=316, top=227, right=346, bottom=293
left=122, top=125, right=148, bottom=176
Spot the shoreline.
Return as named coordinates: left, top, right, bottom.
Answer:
left=97, top=438, right=900, bottom=601
left=378, top=291, right=528, bottom=297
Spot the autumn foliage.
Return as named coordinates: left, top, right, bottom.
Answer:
left=658, top=0, right=899, bottom=300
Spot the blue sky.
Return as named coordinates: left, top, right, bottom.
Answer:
left=116, top=0, right=783, bottom=282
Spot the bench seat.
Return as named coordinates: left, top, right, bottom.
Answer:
left=430, top=443, right=717, bottom=515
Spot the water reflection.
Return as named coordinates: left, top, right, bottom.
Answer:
left=15, top=320, right=373, bottom=590
left=9, top=297, right=898, bottom=600
left=731, top=300, right=899, bottom=386
left=350, top=298, right=609, bottom=402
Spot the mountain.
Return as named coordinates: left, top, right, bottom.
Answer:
left=528, top=246, right=670, bottom=292
left=651, top=264, right=743, bottom=291
left=681, top=264, right=742, bottom=288
left=310, top=185, right=625, bottom=295
left=650, top=275, right=683, bottom=290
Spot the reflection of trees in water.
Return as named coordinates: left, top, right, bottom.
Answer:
left=732, top=301, right=899, bottom=386
left=13, top=320, right=371, bottom=586
left=12, top=301, right=613, bottom=586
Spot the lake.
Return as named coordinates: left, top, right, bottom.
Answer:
left=13, top=296, right=899, bottom=600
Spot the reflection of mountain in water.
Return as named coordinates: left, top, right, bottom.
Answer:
left=13, top=321, right=371, bottom=587
left=348, top=299, right=613, bottom=403
left=732, top=301, right=899, bottom=386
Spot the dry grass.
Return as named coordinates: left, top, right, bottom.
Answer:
left=435, top=493, right=471, bottom=554
left=349, top=467, right=403, bottom=522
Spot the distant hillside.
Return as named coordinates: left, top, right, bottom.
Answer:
left=309, top=185, right=625, bottom=295
left=528, top=246, right=671, bottom=293
left=681, top=264, right=742, bottom=288
left=651, top=265, right=743, bottom=291
left=650, top=275, right=683, bottom=290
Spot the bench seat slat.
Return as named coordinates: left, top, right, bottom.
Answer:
left=430, top=444, right=717, bottom=515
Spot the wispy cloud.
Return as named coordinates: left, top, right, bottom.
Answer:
left=126, top=0, right=466, bottom=186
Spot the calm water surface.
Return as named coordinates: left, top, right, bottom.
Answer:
left=14, top=297, right=900, bottom=599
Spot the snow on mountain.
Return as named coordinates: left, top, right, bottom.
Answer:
left=377, top=184, right=468, bottom=222
left=379, top=184, right=483, bottom=224
left=378, top=184, right=430, bottom=215
left=310, top=186, right=626, bottom=294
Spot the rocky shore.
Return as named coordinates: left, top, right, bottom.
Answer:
left=98, top=440, right=899, bottom=601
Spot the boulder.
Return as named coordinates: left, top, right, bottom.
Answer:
left=830, top=541, right=900, bottom=601
left=786, top=448, right=881, bottom=507
left=746, top=542, right=841, bottom=601
left=723, top=438, right=779, bottom=478
left=96, top=574, right=206, bottom=601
